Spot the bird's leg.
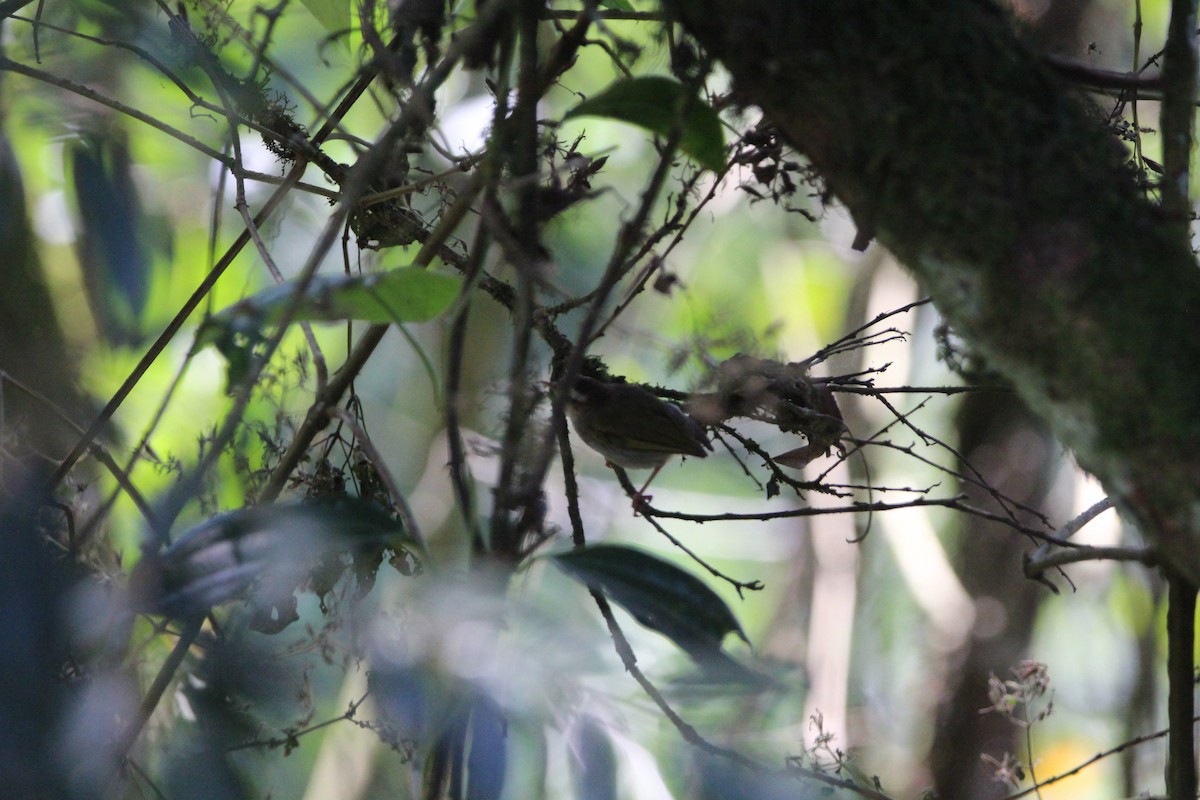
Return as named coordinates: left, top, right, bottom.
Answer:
left=631, top=464, right=665, bottom=513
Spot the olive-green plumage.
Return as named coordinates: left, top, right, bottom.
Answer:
left=566, top=376, right=711, bottom=469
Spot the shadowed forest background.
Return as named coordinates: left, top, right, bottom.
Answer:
left=1, top=1, right=1198, bottom=799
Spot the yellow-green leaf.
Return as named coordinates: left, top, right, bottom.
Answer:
left=299, top=0, right=349, bottom=32
left=199, top=267, right=461, bottom=345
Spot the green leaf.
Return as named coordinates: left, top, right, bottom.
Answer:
left=197, top=267, right=461, bottom=350
left=552, top=544, right=747, bottom=660
left=599, top=0, right=635, bottom=10
left=564, top=76, right=726, bottom=172
left=299, top=0, right=349, bottom=32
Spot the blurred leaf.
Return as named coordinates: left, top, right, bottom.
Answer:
left=298, top=0, right=349, bottom=32
left=570, top=718, right=617, bottom=800
left=172, top=636, right=291, bottom=798
left=373, top=671, right=508, bottom=799
left=69, top=132, right=160, bottom=344
left=552, top=545, right=748, bottom=660
left=693, top=750, right=804, bottom=800
left=466, top=694, right=507, bottom=800
left=196, top=267, right=461, bottom=389
left=599, top=0, right=635, bottom=9
left=197, top=267, right=461, bottom=350
left=162, top=739, right=246, bottom=800
left=0, top=485, right=73, bottom=800
left=369, top=663, right=473, bottom=744
left=133, top=496, right=410, bottom=621
left=675, top=649, right=782, bottom=690
left=564, top=77, right=726, bottom=172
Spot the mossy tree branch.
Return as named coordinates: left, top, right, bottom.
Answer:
left=664, top=0, right=1200, bottom=579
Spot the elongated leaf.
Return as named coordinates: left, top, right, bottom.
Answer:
left=199, top=267, right=460, bottom=345
left=197, top=267, right=459, bottom=391
left=599, top=0, right=635, bottom=9
left=564, top=77, right=725, bottom=172
left=552, top=544, right=747, bottom=660
left=69, top=132, right=163, bottom=345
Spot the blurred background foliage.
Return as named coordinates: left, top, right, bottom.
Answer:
left=0, top=0, right=1186, bottom=798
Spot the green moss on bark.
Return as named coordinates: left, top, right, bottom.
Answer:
left=666, top=0, right=1200, bottom=575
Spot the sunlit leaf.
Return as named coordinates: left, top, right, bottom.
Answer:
left=194, top=267, right=461, bottom=379
left=564, top=76, right=726, bottom=172
left=201, top=267, right=460, bottom=339
left=599, top=0, right=635, bottom=10
left=298, top=0, right=349, bottom=32
left=552, top=544, right=747, bottom=660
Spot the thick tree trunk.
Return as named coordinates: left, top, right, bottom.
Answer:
left=929, top=8, right=1086, bottom=797
left=665, top=0, right=1200, bottom=577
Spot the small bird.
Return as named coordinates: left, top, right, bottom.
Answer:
left=565, top=376, right=712, bottom=503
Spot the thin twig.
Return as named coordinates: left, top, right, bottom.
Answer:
left=1057, top=497, right=1115, bottom=540
left=1043, top=54, right=1163, bottom=91
left=830, top=384, right=996, bottom=395
left=329, top=408, right=426, bottom=554
left=0, top=372, right=158, bottom=527
left=226, top=692, right=373, bottom=753
left=589, top=588, right=895, bottom=800
left=1025, top=544, right=1156, bottom=578
left=1001, top=718, right=1200, bottom=799
left=1022, top=498, right=1128, bottom=580
left=110, top=617, right=204, bottom=781
left=175, top=2, right=330, bottom=394
left=0, top=56, right=230, bottom=163
left=257, top=172, right=487, bottom=502
left=51, top=163, right=307, bottom=491
left=612, top=471, right=764, bottom=596
left=873, top=391, right=1051, bottom=530
left=801, top=298, right=932, bottom=368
